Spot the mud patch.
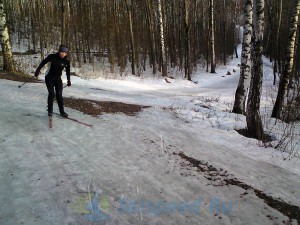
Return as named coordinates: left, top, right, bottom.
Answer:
left=0, top=70, right=41, bottom=83
left=175, top=152, right=300, bottom=224
left=63, top=97, right=150, bottom=116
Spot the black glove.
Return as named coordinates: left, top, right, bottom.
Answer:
left=34, top=70, right=40, bottom=77
left=67, top=80, right=71, bottom=87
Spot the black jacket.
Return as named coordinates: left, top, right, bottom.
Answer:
left=36, top=53, right=71, bottom=80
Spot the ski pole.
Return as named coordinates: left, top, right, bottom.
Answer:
left=18, top=76, right=36, bottom=88
left=63, top=84, right=68, bottom=88
left=18, top=81, right=27, bottom=88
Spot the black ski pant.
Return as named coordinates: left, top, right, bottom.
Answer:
left=45, top=76, right=64, bottom=114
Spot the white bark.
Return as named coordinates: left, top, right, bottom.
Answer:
left=0, top=0, right=15, bottom=71
left=158, top=0, right=167, bottom=77
left=233, top=0, right=253, bottom=114
left=272, top=0, right=300, bottom=119
left=246, top=0, right=264, bottom=140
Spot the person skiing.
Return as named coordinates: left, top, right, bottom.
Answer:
left=35, top=45, right=71, bottom=118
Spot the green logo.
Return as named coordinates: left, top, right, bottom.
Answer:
left=70, top=191, right=111, bottom=222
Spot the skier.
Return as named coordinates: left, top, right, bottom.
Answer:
left=34, top=45, right=71, bottom=118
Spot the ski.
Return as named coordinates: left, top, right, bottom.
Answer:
left=53, top=113, right=92, bottom=127
left=49, top=116, right=53, bottom=128
left=64, top=116, right=93, bottom=127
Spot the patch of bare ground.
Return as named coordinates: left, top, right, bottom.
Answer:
left=0, top=71, right=149, bottom=116
left=175, top=152, right=300, bottom=224
left=0, top=70, right=41, bottom=83
left=63, top=97, right=150, bottom=116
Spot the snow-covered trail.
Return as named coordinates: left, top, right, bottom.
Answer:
left=0, top=78, right=299, bottom=225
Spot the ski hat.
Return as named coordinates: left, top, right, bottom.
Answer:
left=59, top=45, right=68, bottom=52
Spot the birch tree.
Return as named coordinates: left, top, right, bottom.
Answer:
left=157, top=0, right=167, bottom=77
left=246, top=0, right=264, bottom=140
left=233, top=0, right=253, bottom=114
left=0, top=0, right=15, bottom=71
left=271, top=0, right=300, bottom=119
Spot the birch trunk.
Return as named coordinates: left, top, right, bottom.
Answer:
left=209, top=0, right=216, bottom=73
left=158, top=0, right=167, bottom=77
left=233, top=0, right=253, bottom=114
left=0, top=0, right=15, bottom=72
left=246, top=0, right=264, bottom=140
left=271, top=0, right=300, bottom=119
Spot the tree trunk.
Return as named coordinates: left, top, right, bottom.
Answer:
left=273, top=0, right=282, bottom=85
left=146, top=0, right=156, bottom=74
left=69, top=0, right=80, bottom=66
left=184, top=0, right=191, bottom=80
left=246, top=0, right=264, bottom=141
left=125, top=0, right=136, bottom=75
left=233, top=0, right=253, bottom=114
left=234, top=1, right=239, bottom=59
left=158, top=0, right=167, bottom=77
left=106, top=0, right=116, bottom=73
left=271, top=0, right=300, bottom=119
left=0, top=0, right=15, bottom=72
left=178, top=0, right=183, bottom=72
left=30, top=1, right=37, bottom=53
left=222, top=0, right=227, bottom=65
left=209, top=0, right=216, bottom=73
left=37, top=0, right=44, bottom=59
left=61, top=0, right=67, bottom=45
left=114, top=0, right=126, bottom=75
